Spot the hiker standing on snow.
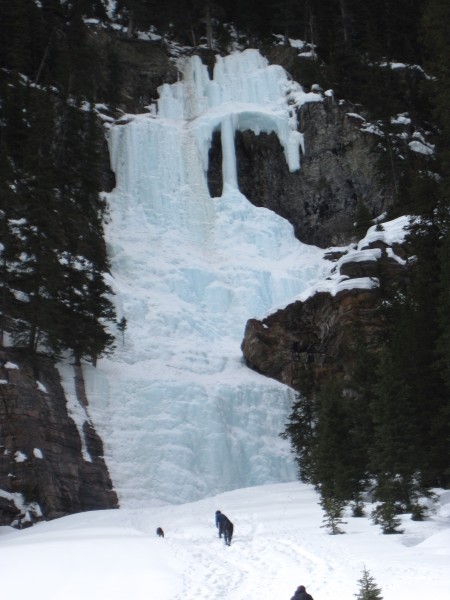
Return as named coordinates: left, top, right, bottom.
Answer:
left=291, top=585, right=314, bottom=600
left=215, top=510, right=234, bottom=545
left=215, top=510, right=225, bottom=537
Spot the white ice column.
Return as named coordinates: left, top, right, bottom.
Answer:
left=221, top=114, right=238, bottom=189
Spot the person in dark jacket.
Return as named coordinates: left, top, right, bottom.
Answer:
left=215, top=510, right=234, bottom=545
left=215, top=510, right=225, bottom=537
left=291, top=585, right=313, bottom=600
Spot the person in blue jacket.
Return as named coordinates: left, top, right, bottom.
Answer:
left=215, top=510, right=234, bottom=545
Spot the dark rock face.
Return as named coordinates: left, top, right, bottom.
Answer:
left=0, top=349, right=118, bottom=528
left=115, top=39, right=177, bottom=111
left=241, top=288, right=381, bottom=391
left=92, top=31, right=178, bottom=114
left=231, top=53, right=409, bottom=393
left=208, top=99, right=391, bottom=248
left=241, top=239, right=409, bottom=392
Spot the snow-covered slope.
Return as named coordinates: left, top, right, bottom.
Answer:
left=1, top=482, right=449, bottom=600
left=83, top=50, right=330, bottom=507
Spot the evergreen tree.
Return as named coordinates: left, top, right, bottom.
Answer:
left=354, top=200, right=373, bottom=238
left=269, top=0, right=305, bottom=44
left=284, top=332, right=374, bottom=508
left=0, top=71, right=116, bottom=362
left=369, top=346, right=426, bottom=510
left=56, top=262, right=116, bottom=365
left=0, top=156, right=23, bottom=346
left=354, top=566, right=383, bottom=600
left=228, top=0, right=272, bottom=41
left=282, top=364, right=317, bottom=483
left=313, top=380, right=364, bottom=502
left=389, top=212, right=449, bottom=489
left=371, top=501, right=403, bottom=535
left=105, top=44, right=126, bottom=106
left=423, top=0, right=450, bottom=488
left=117, top=316, right=128, bottom=345
left=319, top=494, right=347, bottom=535
left=436, top=229, right=450, bottom=402
left=422, top=0, right=450, bottom=151
left=0, top=0, right=40, bottom=74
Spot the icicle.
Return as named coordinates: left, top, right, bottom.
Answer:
left=221, top=114, right=238, bottom=189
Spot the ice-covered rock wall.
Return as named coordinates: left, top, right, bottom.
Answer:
left=85, top=50, right=329, bottom=508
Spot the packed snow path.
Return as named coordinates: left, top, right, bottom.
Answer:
left=81, top=50, right=328, bottom=507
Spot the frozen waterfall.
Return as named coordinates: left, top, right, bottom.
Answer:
left=84, top=49, right=328, bottom=508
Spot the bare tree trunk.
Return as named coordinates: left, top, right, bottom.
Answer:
left=35, top=32, right=53, bottom=85
left=126, top=10, right=135, bottom=39
left=189, top=23, right=197, bottom=47
left=339, top=0, right=350, bottom=46
left=205, top=1, right=213, bottom=50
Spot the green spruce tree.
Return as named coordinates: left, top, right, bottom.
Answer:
left=354, top=566, right=383, bottom=600
left=319, top=494, right=347, bottom=535
left=371, top=501, right=403, bottom=534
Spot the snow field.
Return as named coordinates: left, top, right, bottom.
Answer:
left=0, top=482, right=449, bottom=600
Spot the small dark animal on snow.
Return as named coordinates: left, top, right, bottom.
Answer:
left=223, top=519, right=233, bottom=546
left=156, top=527, right=164, bottom=538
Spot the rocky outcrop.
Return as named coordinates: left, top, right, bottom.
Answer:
left=89, top=29, right=178, bottom=114
left=208, top=98, right=391, bottom=248
left=113, top=38, right=178, bottom=111
left=0, top=349, right=118, bottom=528
left=242, top=288, right=377, bottom=390
left=241, top=235, right=410, bottom=392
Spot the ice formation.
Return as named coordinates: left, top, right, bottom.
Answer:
left=84, top=50, right=330, bottom=508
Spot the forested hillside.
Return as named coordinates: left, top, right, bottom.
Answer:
left=0, top=1, right=118, bottom=365
left=287, top=1, right=450, bottom=527
left=1, top=0, right=449, bottom=528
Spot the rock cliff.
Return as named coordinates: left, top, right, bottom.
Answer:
left=208, top=82, right=391, bottom=248
left=241, top=234, right=410, bottom=394
left=0, top=349, right=118, bottom=527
